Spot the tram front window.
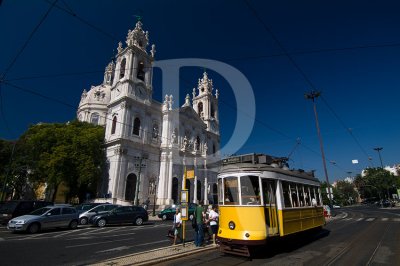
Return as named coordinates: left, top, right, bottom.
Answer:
left=240, top=175, right=260, bottom=205
left=223, top=177, right=239, bottom=205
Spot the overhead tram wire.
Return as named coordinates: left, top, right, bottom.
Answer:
left=0, top=0, right=58, bottom=136
left=320, top=96, right=372, bottom=166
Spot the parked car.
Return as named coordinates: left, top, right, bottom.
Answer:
left=157, top=203, right=197, bottom=221
left=0, top=200, right=53, bottom=225
left=79, top=204, right=119, bottom=225
left=75, top=202, right=105, bottom=215
left=7, top=205, right=79, bottom=233
left=90, top=205, right=148, bottom=227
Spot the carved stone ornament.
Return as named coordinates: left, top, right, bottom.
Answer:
left=117, top=42, right=123, bottom=53
left=94, top=88, right=106, bottom=101
left=114, top=147, right=127, bottom=155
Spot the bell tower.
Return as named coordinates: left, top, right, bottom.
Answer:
left=109, top=19, right=156, bottom=104
left=192, top=71, right=219, bottom=135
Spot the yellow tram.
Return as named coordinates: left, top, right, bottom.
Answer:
left=217, top=153, right=325, bottom=256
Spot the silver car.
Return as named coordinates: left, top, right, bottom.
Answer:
left=79, top=204, right=119, bottom=225
left=7, top=206, right=79, bottom=233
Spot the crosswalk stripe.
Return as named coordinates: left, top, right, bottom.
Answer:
left=393, top=218, right=400, bottom=222
left=356, top=218, right=363, bottom=221
left=381, top=218, right=389, bottom=221
left=344, top=218, right=353, bottom=221
left=366, top=218, right=375, bottom=222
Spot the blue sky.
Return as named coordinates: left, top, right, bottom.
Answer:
left=1, top=0, right=400, bottom=183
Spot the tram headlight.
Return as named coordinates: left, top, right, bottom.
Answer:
left=228, top=221, right=235, bottom=230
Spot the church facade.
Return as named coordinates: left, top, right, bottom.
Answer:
left=77, top=20, right=220, bottom=207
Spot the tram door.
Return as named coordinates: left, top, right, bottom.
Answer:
left=262, top=179, right=278, bottom=235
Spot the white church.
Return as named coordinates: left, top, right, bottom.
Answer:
left=77, top=20, right=220, bottom=207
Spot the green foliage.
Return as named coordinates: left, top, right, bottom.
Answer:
left=2, top=121, right=106, bottom=202
left=355, top=168, right=399, bottom=201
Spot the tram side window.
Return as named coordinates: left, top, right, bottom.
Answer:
left=298, top=185, right=305, bottom=207
left=240, top=175, right=260, bottom=205
left=317, top=187, right=322, bottom=206
left=290, top=183, right=299, bottom=207
left=282, top=182, right=292, bottom=208
left=224, top=177, right=239, bottom=205
left=304, top=186, right=311, bottom=206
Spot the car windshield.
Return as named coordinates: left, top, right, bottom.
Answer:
left=76, top=204, right=95, bottom=211
left=30, top=207, right=52, bottom=216
left=0, top=201, right=18, bottom=213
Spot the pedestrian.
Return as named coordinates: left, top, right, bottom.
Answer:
left=193, top=202, right=205, bottom=247
left=204, top=205, right=212, bottom=242
left=144, top=197, right=150, bottom=210
left=208, top=205, right=219, bottom=246
left=172, top=207, right=182, bottom=245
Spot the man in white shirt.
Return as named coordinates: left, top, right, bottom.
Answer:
left=208, top=205, right=219, bottom=246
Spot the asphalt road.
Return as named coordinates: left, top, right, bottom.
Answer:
left=154, top=206, right=400, bottom=265
left=1, top=206, right=399, bottom=265
left=0, top=219, right=197, bottom=266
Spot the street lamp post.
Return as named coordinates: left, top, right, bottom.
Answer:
left=305, top=91, right=333, bottom=207
left=373, top=147, right=384, bottom=168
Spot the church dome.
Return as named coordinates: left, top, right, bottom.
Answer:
left=77, top=83, right=111, bottom=126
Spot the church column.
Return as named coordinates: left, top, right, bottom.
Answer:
left=193, top=157, right=198, bottom=204
left=157, top=151, right=168, bottom=205
left=203, top=159, right=208, bottom=205
left=167, top=151, right=173, bottom=204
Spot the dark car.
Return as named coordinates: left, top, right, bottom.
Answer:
left=79, top=204, right=119, bottom=225
left=7, top=205, right=79, bottom=233
left=90, top=205, right=148, bottom=227
left=157, top=203, right=197, bottom=221
left=75, top=202, right=105, bottom=215
left=0, top=200, right=53, bottom=225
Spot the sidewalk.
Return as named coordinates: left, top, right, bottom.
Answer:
left=89, top=242, right=218, bottom=266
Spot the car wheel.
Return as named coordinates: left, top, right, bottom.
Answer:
left=28, top=223, right=40, bottom=234
left=69, top=220, right=78, bottom=229
left=79, top=217, right=88, bottom=225
left=135, top=217, right=143, bottom=226
left=97, top=219, right=106, bottom=227
left=189, top=214, right=194, bottom=221
left=162, top=214, right=167, bottom=221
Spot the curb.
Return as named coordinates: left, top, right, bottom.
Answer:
left=89, top=242, right=218, bottom=266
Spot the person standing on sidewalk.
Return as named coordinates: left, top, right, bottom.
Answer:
left=208, top=205, right=219, bottom=246
left=194, top=203, right=205, bottom=247
left=172, top=208, right=182, bottom=245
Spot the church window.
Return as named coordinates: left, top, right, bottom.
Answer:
left=119, top=58, right=126, bottom=79
left=213, top=144, right=216, bottom=156
left=91, top=113, right=100, bottom=125
left=111, top=116, right=117, bottom=134
left=133, top=117, right=141, bottom=136
left=198, top=102, right=203, bottom=117
left=197, top=180, right=202, bottom=201
left=211, top=104, right=215, bottom=118
left=137, top=61, right=145, bottom=81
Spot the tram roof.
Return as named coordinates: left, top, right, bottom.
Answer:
left=220, top=153, right=319, bottom=182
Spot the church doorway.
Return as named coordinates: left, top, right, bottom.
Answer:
left=197, top=180, right=201, bottom=202
left=125, top=174, right=137, bottom=201
left=212, top=183, right=218, bottom=204
left=172, top=177, right=178, bottom=204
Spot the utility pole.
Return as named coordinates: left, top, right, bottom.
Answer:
left=305, top=91, right=333, bottom=206
left=373, top=147, right=384, bottom=168
left=134, top=156, right=146, bottom=206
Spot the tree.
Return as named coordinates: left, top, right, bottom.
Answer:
left=16, top=121, right=106, bottom=202
left=332, top=180, right=358, bottom=206
left=354, top=167, right=398, bottom=202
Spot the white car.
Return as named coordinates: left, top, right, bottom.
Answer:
left=7, top=206, right=79, bottom=233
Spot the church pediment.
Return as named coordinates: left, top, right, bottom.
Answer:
left=178, top=106, right=206, bottom=127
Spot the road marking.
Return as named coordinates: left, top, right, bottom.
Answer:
left=53, top=230, right=77, bottom=238
left=381, top=218, right=389, bottom=221
left=344, top=218, right=353, bottom=221
left=393, top=218, right=400, bottom=222
left=366, top=218, right=375, bottom=222
left=66, top=237, right=136, bottom=248
left=356, top=218, right=363, bottom=221
left=96, top=246, right=131, bottom=253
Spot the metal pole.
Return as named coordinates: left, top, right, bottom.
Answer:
left=305, top=91, right=333, bottom=207
left=373, top=147, right=383, bottom=168
left=134, top=157, right=143, bottom=206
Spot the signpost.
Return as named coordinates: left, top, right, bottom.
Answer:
left=181, top=167, right=194, bottom=246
